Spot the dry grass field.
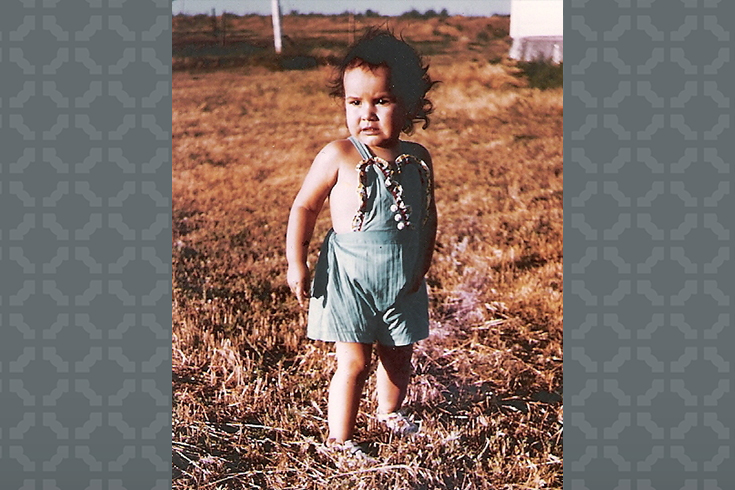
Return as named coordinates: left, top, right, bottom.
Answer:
left=172, top=13, right=563, bottom=489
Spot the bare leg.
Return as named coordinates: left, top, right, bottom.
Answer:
left=327, top=342, right=373, bottom=443
left=375, top=343, right=413, bottom=414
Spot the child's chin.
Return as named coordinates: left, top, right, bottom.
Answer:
left=356, top=134, right=396, bottom=147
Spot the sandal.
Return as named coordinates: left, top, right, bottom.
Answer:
left=322, top=439, right=376, bottom=467
left=376, top=410, right=419, bottom=435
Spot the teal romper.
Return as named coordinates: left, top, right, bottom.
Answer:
left=307, top=137, right=433, bottom=346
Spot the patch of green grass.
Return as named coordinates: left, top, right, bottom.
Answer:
left=516, top=61, right=563, bottom=90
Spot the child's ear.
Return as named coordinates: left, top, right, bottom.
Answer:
left=398, top=99, right=412, bottom=118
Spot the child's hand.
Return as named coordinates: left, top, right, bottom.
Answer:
left=406, top=275, right=424, bottom=295
left=287, top=263, right=310, bottom=309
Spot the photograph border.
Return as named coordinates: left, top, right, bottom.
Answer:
left=1, top=1, right=172, bottom=488
left=565, top=0, right=733, bottom=488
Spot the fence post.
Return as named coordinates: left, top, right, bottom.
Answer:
left=221, top=11, right=226, bottom=46
left=349, top=11, right=355, bottom=45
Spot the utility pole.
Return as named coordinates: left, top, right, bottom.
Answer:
left=271, top=0, right=282, bottom=53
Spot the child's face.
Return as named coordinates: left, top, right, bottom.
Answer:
left=343, top=65, right=406, bottom=150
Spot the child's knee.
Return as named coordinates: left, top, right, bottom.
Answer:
left=337, top=357, right=371, bottom=381
left=378, top=344, right=413, bottom=367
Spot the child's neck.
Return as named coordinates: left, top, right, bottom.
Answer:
left=369, top=140, right=402, bottom=162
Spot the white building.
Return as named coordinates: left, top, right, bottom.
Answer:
left=509, top=0, right=563, bottom=63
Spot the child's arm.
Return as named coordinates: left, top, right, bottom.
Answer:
left=286, top=143, right=340, bottom=308
left=419, top=149, right=438, bottom=278
left=421, top=173, right=438, bottom=277
left=409, top=145, right=438, bottom=293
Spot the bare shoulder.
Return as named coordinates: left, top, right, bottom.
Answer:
left=315, top=139, right=359, bottom=166
left=401, top=140, right=433, bottom=166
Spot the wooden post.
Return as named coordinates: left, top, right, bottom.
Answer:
left=221, top=11, right=226, bottom=46
left=271, top=0, right=282, bottom=53
left=211, top=8, right=217, bottom=37
left=349, top=11, right=355, bottom=45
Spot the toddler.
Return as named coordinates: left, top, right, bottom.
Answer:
left=286, top=29, right=438, bottom=461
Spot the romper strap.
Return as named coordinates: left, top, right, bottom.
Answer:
left=348, top=136, right=373, bottom=161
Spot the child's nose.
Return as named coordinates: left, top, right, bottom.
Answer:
left=361, top=104, right=377, bottom=120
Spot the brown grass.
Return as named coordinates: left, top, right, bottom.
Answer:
left=172, top=14, right=562, bottom=489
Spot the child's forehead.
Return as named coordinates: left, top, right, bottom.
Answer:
left=343, top=65, right=391, bottom=88
left=344, top=63, right=390, bottom=78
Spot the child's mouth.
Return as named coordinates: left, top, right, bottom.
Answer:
left=361, top=127, right=379, bottom=134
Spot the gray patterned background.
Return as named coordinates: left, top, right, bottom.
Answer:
left=1, top=0, right=171, bottom=488
left=2, top=0, right=732, bottom=488
left=565, top=0, right=733, bottom=488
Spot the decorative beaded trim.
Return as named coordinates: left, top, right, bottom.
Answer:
left=351, top=154, right=433, bottom=232
left=399, top=155, right=433, bottom=226
left=352, top=159, right=371, bottom=231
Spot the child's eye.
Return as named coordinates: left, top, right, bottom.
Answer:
left=377, top=98, right=390, bottom=105
left=348, top=100, right=360, bottom=106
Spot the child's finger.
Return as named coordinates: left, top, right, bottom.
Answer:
left=289, top=282, right=301, bottom=304
left=295, top=283, right=309, bottom=308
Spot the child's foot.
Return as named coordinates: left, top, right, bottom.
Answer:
left=377, top=410, right=419, bottom=435
left=322, top=438, right=376, bottom=468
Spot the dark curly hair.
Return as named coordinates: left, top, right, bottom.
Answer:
left=329, top=28, right=438, bottom=134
